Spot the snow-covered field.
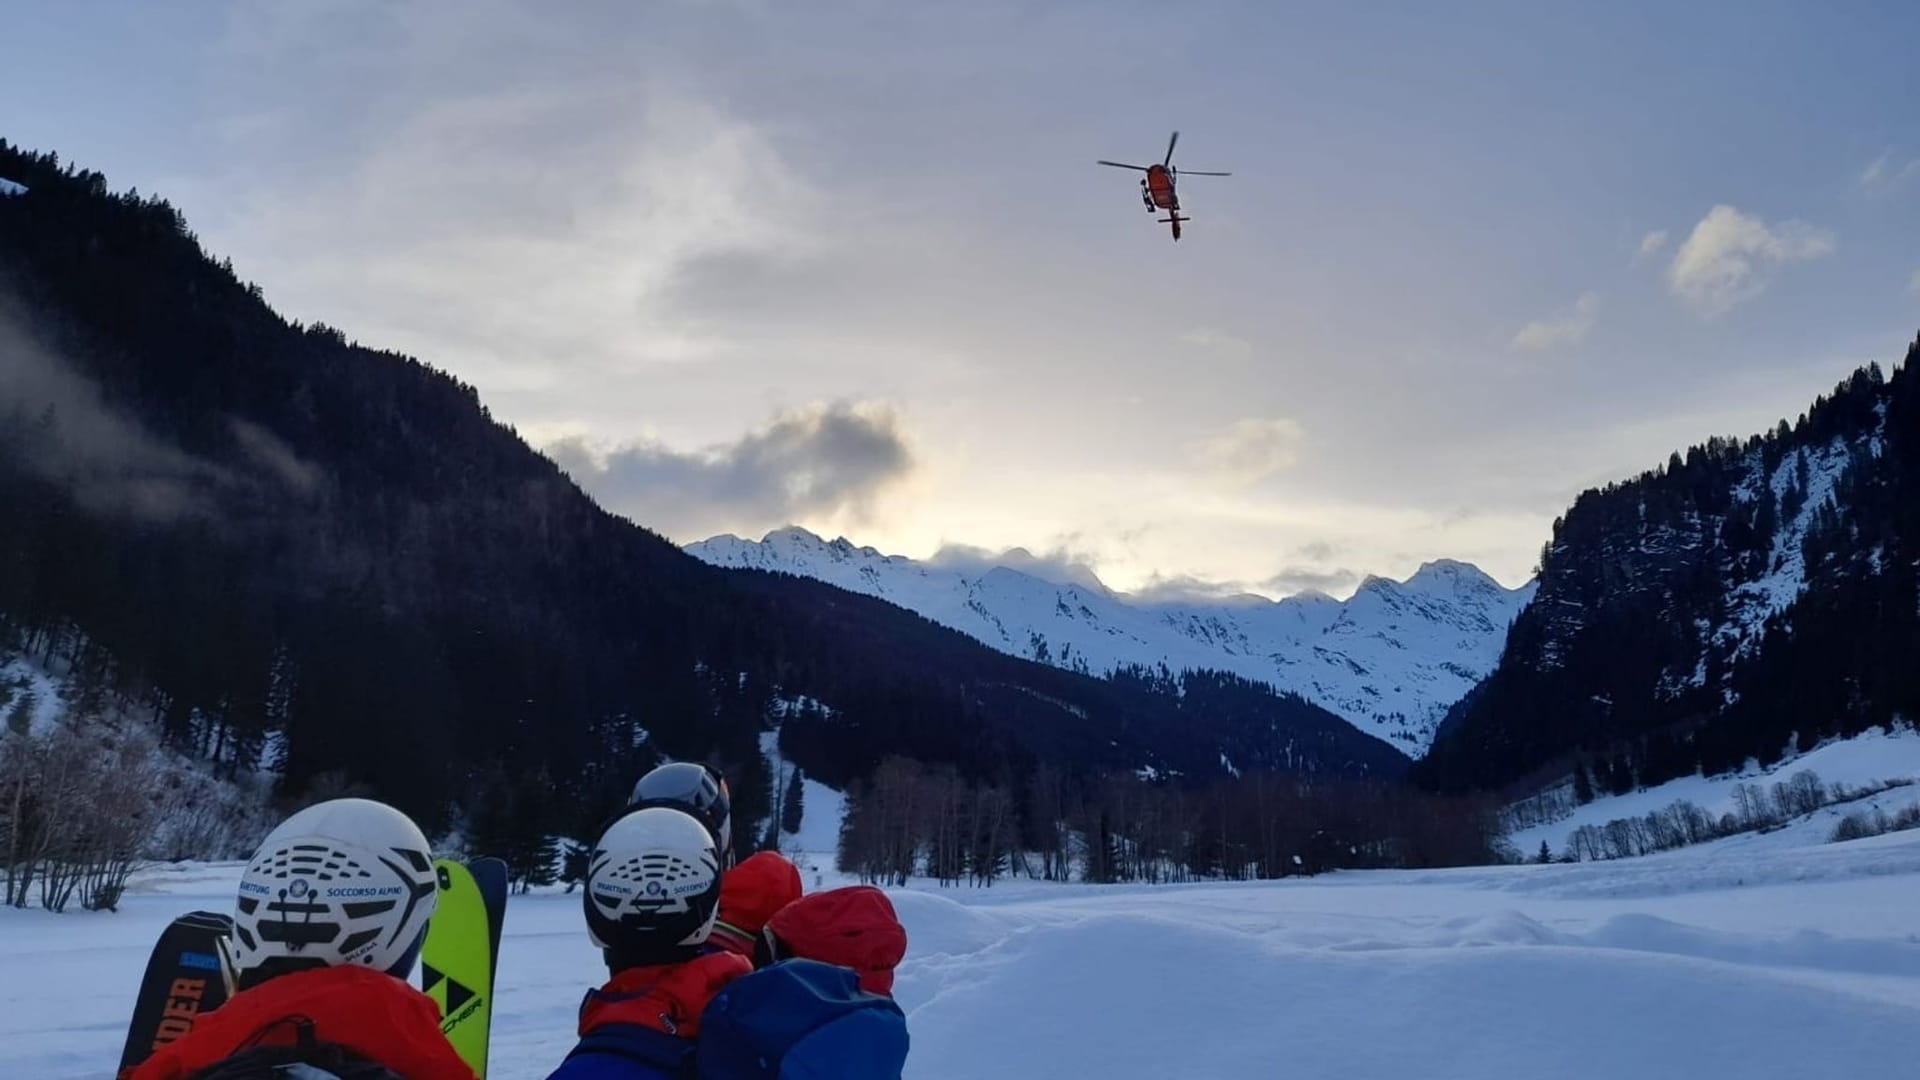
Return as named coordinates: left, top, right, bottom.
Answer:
left=9, top=830, right=1920, bottom=1079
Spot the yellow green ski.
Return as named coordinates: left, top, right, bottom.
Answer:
left=421, top=857, right=508, bottom=1078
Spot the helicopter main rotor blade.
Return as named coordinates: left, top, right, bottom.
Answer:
left=1179, top=170, right=1232, bottom=176
left=1097, top=160, right=1151, bottom=171
left=1164, top=130, right=1179, bottom=166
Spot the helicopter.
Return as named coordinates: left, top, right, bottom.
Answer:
left=1097, top=130, right=1231, bottom=241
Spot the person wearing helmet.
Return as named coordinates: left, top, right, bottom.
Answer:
left=624, top=764, right=807, bottom=964
left=546, top=806, right=751, bottom=1080
left=626, top=761, right=734, bottom=868
left=130, top=797, right=475, bottom=1080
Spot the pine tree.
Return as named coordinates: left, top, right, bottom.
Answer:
left=1536, top=840, right=1552, bottom=865
left=5, top=692, right=33, bottom=737
left=559, top=839, right=589, bottom=893
left=517, top=833, right=560, bottom=892
left=1571, top=761, right=1594, bottom=805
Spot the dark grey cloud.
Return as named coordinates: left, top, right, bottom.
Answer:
left=1293, top=540, right=1337, bottom=562
left=0, top=308, right=328, bottom=523
left=1127, top=563, right=1360, bottom=604
left=1262, top=566, right=1361, bottom=595
left=546, top=401, right=912, bottom=540
left=0, top=308, right=225, bottom=521
left=230, top=418, right=324, bottom=497
left=1127, top=574, right=1273, bottom=606
left=926, top=542, right=1109, bottom=593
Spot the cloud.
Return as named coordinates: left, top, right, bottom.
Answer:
left=0, top=308, right=230, bottom=521
left=1294, top=540, right=1337, bottom=562
left=1511, top=292, right=1599, bottom=351
left=1666, top=205, right=1835, bottom=317
left=211, top=78, right=821, bottom=395
left=1179, top=328, right=1254, bottom=356
left=230, top=419, right=323, bottom=497
left=1262, top=566, right=1361, bottom=595
left=1191, top=418, right=1305, bottom=485
left=546, top=401, right=913, bottom=539
left=1127, top=573, right=1269, bottom=605
left=1859, top=153, right=1920, bottom=195
left=1125, top=563, right=1359, bottom=603
left=1636, top=230, right=1669, bottom=260
left=926, top=542, right=1109, bottom=592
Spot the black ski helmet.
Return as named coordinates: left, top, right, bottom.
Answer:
left=584, top=806, right=723, bottom=971
left=629, top=761, right=733, bottom=867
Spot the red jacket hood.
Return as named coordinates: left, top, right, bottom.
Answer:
left=710, top=852, right=803, bottom=957
left=766, top=885, right=907, bottom=996
left=128, top=964, right=475, bottom=1080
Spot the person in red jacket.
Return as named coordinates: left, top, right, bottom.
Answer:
left=131, top=797, right=474, bottom=1080
left=706, top=851, right=802, bottom=958
left=761, top=885, right=908, bottom=996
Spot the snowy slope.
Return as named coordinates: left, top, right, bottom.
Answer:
left=0, top=653, right=70, bottom=735
left=690, top=528, right=1534, bottom=750
left=1509, top=725, right=1920, bottom=859
left=757, top=711, right=848, bottom=888
left=0, top=177, right=26, bottom=197
left=11, top=834, right=1920, bottom=1079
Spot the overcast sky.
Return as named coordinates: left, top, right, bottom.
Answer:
left=6, top=1, right=1919, bottom=597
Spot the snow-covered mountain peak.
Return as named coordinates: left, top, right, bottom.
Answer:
left=688, top=527, right=1537, bottom=750
left=1407, top=558, right=1503, bottom=592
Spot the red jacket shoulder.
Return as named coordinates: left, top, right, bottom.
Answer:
left=130, top=965, right=475, bottom=1080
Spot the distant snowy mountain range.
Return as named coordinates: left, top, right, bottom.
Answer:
left=688, top=528, right=1536, bottom=751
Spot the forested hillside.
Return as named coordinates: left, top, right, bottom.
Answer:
left=1418, top=346, right=1920, bottom=799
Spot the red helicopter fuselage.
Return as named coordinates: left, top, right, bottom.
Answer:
left=1144, top=164, right=1178, bottom=210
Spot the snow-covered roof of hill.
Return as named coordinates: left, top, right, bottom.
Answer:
left=0, top=177, right=28, bottom=197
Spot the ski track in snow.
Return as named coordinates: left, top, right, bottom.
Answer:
left=8, top=832, right=1920, bottom=1079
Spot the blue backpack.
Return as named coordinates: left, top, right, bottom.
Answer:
left=697, top=959, right=908, bottom=1080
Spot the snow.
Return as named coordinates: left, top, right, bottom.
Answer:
left=690, top=528, right=1535, bottom=750
left=784, top=776, right=845, bottom=886
left=11, top=832, right=1920, bottom=1078
left=1509, top=724, right=1920, bottom=858
left=0, top=177, right=26, bottom=197
left=0, top=653, right=71, bottom=735
left=756, top=720, right=848, bottom=886
left=1722, top=438, right=1855, bottom=661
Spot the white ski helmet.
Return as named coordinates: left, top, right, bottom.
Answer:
left=585, top=806, right=723, bottom=964
left=231, top=797, right=439, bottom=980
